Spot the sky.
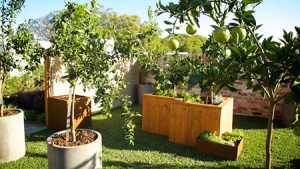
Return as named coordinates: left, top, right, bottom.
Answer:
left=16, top=0, right=300, bottom=40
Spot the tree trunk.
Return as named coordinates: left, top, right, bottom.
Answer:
left=66, top=85, right=73, bottom=142
left=266, top=101, right=276, bottom=169
left=71, top=85, right=76, bottom=142
left=0, top=74, right=4, bottom=117
left=210, top=86, right=214, bottom=104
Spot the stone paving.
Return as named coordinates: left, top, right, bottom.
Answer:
left=25, top=122, right=47, bottom=134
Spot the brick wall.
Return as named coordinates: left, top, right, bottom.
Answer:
left=222, top=81, right=291, bottom=119
left=185, top=80, right=291, bottom=119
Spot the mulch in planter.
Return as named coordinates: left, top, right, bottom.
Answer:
left=50, top=130, right=97, bottom=147
left=3, top=109, right=18, bottom=116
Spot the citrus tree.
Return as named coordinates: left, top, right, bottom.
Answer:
left=188, top=35, right=241, bottom=104
left=0, top=0, right=42, bottom=116
left=49, top=0, right=157, bottom=144
left=156, top=0, right=300, bottom=168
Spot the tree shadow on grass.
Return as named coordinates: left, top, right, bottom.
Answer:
left=26, top=152, right=47, bottom=158
left=92, top=105, right=289, bottom=163
left=232, top=115, right=285, bottom=130
left=25, top=129, right=55, bottom=142
left=92, top=106, right=225, bottom=162
left=103, top=160, right=243, bottom=169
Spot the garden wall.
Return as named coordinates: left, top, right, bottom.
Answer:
left=48, top=56, right=139, bottom=113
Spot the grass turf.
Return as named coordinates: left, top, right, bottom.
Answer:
left=0, top=105, right=299, bottom=169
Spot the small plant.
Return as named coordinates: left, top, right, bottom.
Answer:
left=199, top=131, right=243, bottom=147
left=178, top=91, right=201, bottom=102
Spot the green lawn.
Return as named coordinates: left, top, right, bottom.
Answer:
left=0, top=105, right=299, bottom=169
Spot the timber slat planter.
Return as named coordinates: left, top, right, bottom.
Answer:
left=193, top=137, right=244, bottom=160
left=48, top=95, right=91, bottom=130
left=142, top=94, right=233, bottom=147
left=169, top=98, right=233, bottom=146
left=142, top=94, right=182, bottom=137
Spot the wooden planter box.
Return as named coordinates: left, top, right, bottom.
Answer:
left=193, top=137, right=244, bottom=160
left=142, top=94, right=182, bottom=137
left=169, top=98, right=233, bottom=146
left=47, top=95, right=91, bottom=130
left=142, top=94, right=233, bottom=146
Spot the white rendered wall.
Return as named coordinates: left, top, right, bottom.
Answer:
left=49, top=57, right=139, bottom=113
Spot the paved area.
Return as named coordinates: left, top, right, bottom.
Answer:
left=25, top=122, right=47, bottom=134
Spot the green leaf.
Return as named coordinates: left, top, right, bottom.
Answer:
left=164, top=20, right=173, bottom=25
left=230, top=46, right=242, bottom=57
left=243, top=0, right=262, bottom=5
left=187, top=72, right=201, bottom=89
left=229, top=0, right=237, bottom=12
left=225, top=84, right=239, bottom=93
left=243, top=13, right=256, bottom=26
left=292, top=76, right=300, bottom=86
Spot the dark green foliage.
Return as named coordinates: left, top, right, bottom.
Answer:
left=37, top=113, right=45, bottom=124
left=23, top=109, right=39, bottom=121
left=6, top=90, right=44, bottom=113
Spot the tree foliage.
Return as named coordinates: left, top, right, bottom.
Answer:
left=163, top=34, right=206, bottom=54
left=0, top=0, right=43, bottom=116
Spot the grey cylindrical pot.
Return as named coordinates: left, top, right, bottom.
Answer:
left=0, top=109, right=26, bottom=163
left=47, top=129, right=102, bottom=169
left=138, top=84, right=154, bottom=105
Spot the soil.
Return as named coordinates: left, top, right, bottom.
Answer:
left=53, top=95, right=86, bottom=101
left=3, top=109, right=18, bottom=116
left=50, top=130, right=97, bottom=147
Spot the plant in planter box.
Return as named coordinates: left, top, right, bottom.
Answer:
left=187, top=35, right=241, bottom=105
left=139, top=51, right=201, bottom=97
left=194, top=131, right=244, bottom=160
left=0, top=0, right=43, bottom=163
left=193, top=131, right=243, bottom=160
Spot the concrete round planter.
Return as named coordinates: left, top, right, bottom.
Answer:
left=47, top=129, right=102, bottom=169
left=0, top=109, right=26, bottom=163
left=138, top=84, right=153, bottom=105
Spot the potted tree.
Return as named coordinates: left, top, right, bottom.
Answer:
left=46, top=1, right=151, bottom=168
left=0, top=0, right=43, bottom=163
